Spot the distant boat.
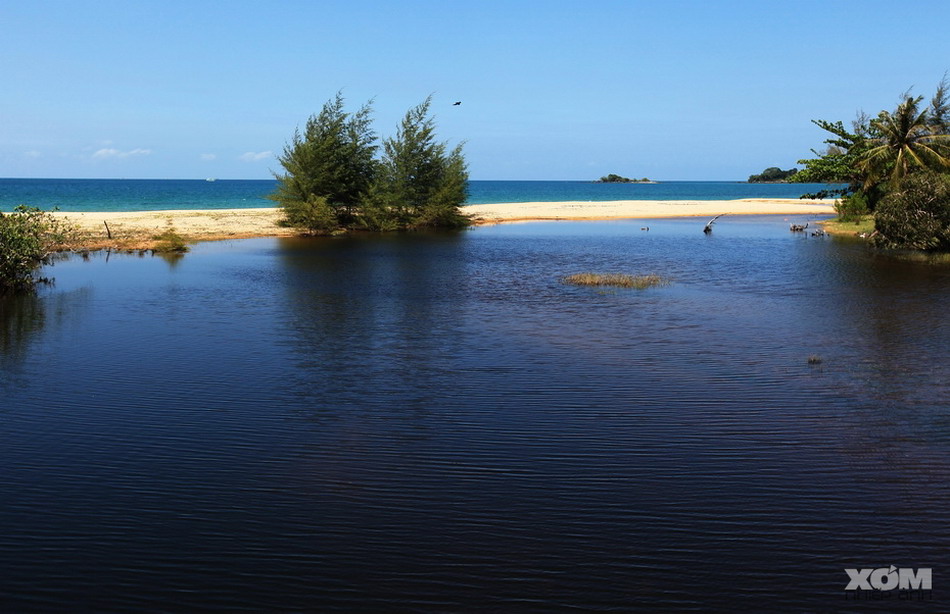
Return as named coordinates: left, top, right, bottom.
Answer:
left=206, top=178, right=217, bottom=182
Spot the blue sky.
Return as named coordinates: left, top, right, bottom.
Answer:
left=3, top=0, right=949, bottom=180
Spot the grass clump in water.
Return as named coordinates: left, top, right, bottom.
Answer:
left=563, top=273, right=670, bottom=289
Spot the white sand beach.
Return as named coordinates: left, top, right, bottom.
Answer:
left=57, top=208, right=296, bottom=247
left=56, top=198, right=836, bottom=248
left=462, top=198, right=834, bottom=224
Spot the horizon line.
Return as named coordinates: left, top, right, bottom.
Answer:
left=0, top=176, right=781, bottom=183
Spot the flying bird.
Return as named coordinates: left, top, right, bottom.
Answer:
left=703, top=213, right=726, bottom=234
left=453, top=101, right=462, bottom=106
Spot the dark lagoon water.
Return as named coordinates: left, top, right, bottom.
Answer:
left=0, top=178, right=843, bottom=212
left=2, top=216, right=949, bottom=612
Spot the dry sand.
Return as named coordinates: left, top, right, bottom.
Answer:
left=56, top=208, right=295, bottom=249
left=463, top=198, right=834, bottom=224
left=55, top=198, right=835, bottom=248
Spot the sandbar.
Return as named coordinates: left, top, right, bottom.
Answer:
left=55, top=198, right=835, bottom=249
left=463, top=198, right=834, bottom=224
left=56, top=208, right=295, bottom=249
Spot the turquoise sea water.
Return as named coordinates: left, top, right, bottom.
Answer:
left=0, top=178, right=840, bottom=212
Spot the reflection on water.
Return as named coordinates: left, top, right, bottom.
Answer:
left=0, top=217, right=948, bottom=612
left=0, top=293, right=45, bottom=364
left=278, top=233, right=469, bottom=416
left=0, top=287, right=91, bottom=375
left=154, top=250, right=187, bottom=268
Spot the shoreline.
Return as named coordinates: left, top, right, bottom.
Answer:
left=463, top=198, right=834, bottom=225
left=54, top=198, right=836, bottom=249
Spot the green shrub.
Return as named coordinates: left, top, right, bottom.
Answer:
left=872, top=172, right=950, bottom=251
left=151, top=228, right=190, bottom=253
left=272, top=94, right=469, bottom=233
left=279, top=195, right=340, bottom=234
left=270, top=92, right=377, bottom=229
left=365, top=97, right=470, bottom=231
left=0, top=206, right=72, bottom=296
left=835, top=192, right=869, bottom=222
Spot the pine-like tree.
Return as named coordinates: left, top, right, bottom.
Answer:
left=270, top=92, right=377, bottom=233
left=362, top=97, right=469, bottom=230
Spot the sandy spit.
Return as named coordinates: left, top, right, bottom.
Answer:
left=462, top=198, right=834, bottom=224
left=54, top=208, right=294, bottom=249
left=54, top=199, right=835, bottom=248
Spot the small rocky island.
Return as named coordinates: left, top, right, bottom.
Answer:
left=596, top=174, right=656, bottom=183
left=748, top=167, right=798, bottom=183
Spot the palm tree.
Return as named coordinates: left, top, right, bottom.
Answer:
left=858, top=95, right=950, bottom=190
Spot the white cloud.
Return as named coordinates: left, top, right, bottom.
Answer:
left=92, top=147, right=152, bottom=160
left=24, top=150, right=42, bottom=159
left=200, top=153, right=217, bottom=161
left=239, top=151, right=272, bottom=162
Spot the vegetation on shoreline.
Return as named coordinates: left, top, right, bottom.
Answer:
left=872, top=171, right=950, bottom=251
left=0, top=206, right=75, bottom=296
left=270, top=93, right=469, bottom=234
left=820, top=215, right=874, bottom=237
left=793, top=74, right=950, bottom=251
left=151, top=227, right=190, bottom=253
left=563, top=273, right=670, bottom=289
left=596, top=174, right=653, bottom=183
left=748, top=167, right=798, bottom=183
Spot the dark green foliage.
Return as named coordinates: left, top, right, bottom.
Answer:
left=859, top=95, right=950, bottom=190
left=795, top=77, right=950, bottom=212
left=795, top=76, right=950, bottom=252
left=792, top=118, right=870, bottom=200
left=0, top=206, right=72, bottom=296
left=834, top=192, right=869, bottom=222
left=270, top=92, right=378, bottom=233
left=278, top=195, right=339, bottom=234
left=748, top=167, right=798, bottom=182
left=872, top=171, right=950, bottom=251
left=151, top=228, right=189, bottom=253
left=272, top=94, right=468, bottom=233
left=928, top=73, right=949, bottom=134
left=361, top=97, right=469, bottom=231
left=596, top=174, right=650, bottom=183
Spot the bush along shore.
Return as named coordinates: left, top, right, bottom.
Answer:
left=795, top=74, right=950, bottom=252
left=270, top=92, right=469, bottom=235
left=0, top=206, right=75, bottom=296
